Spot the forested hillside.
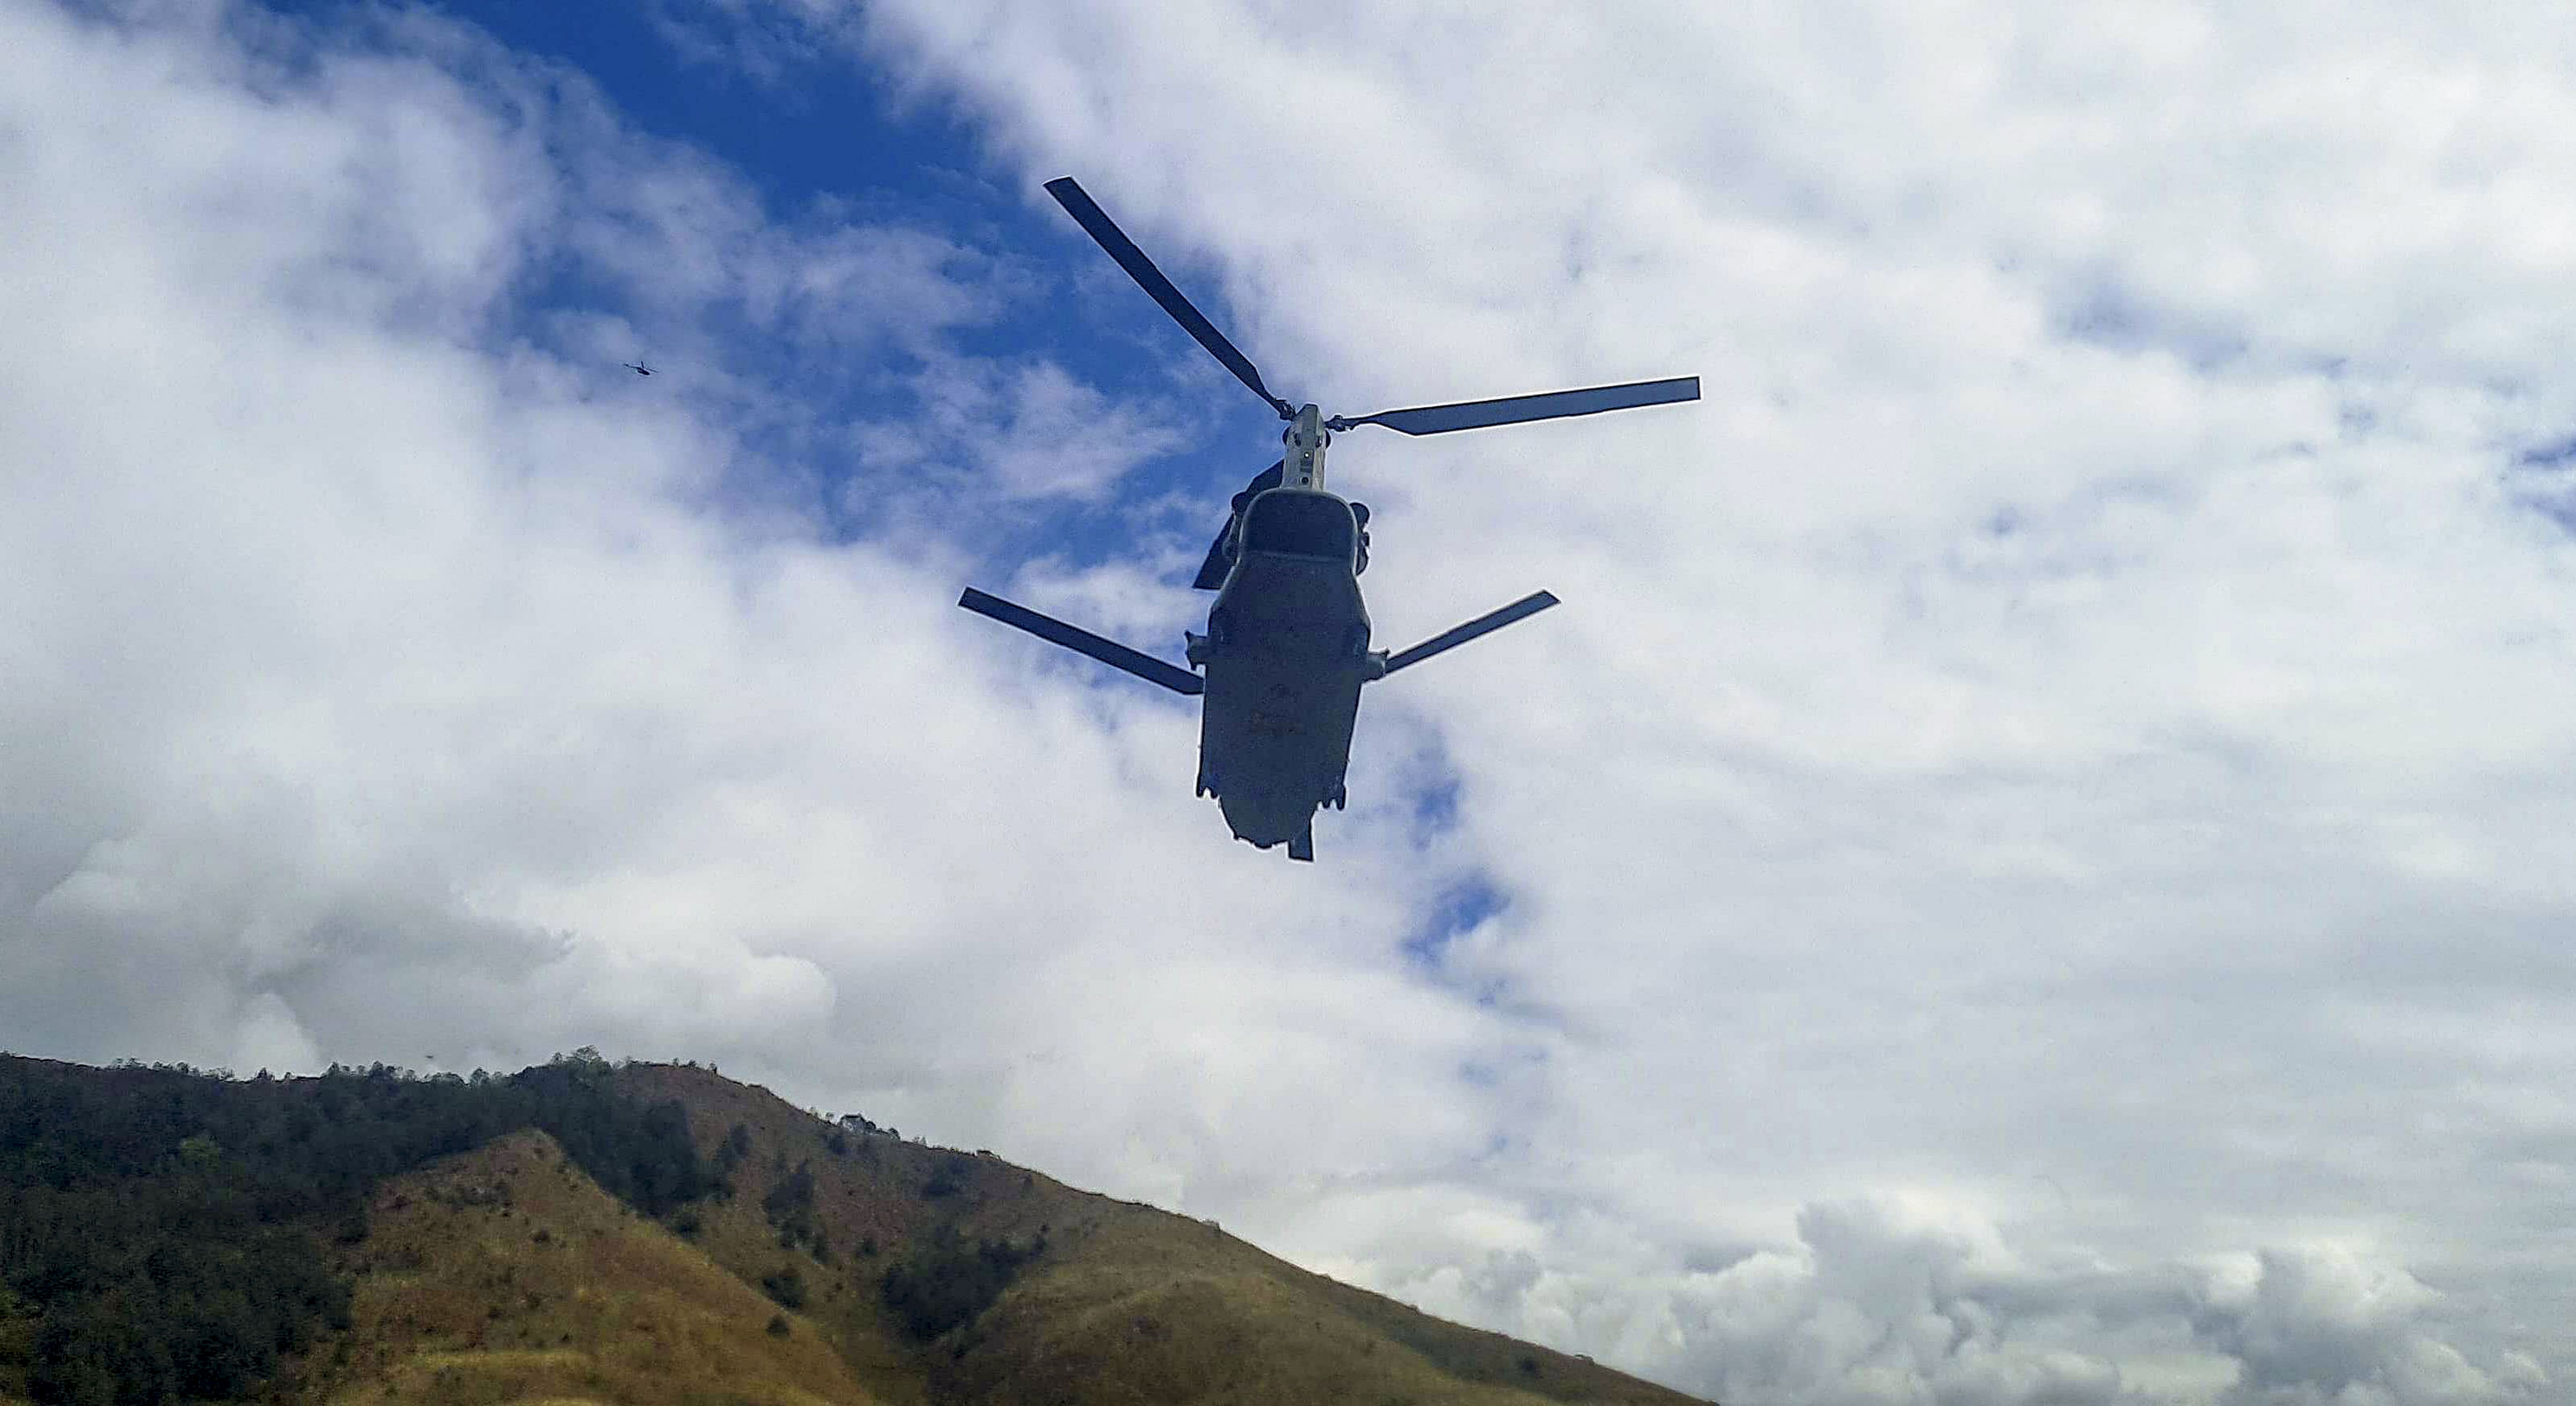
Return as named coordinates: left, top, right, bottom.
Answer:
left=0, top=1054, right=1708, bottom=1406
left=0, top=1050, right=702, bottom=1405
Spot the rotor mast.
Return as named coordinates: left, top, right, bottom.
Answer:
left=1282, top=404, right=1329, bottom=491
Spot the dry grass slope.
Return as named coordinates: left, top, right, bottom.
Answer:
left=309, top=1127, right=883, bottom=1406
left=616, top=1064, right=1709, bottom=1406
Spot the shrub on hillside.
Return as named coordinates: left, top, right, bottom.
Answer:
left=919, top=1152, right=975, bottom=1200
left=761, top=1159, right=818, bottom=1248
left=759, top=1266, right=807, bottom=1311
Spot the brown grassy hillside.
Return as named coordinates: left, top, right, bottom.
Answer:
left=615, top=1063, right=1707, bottom=1406
left=306, top=1127, right=884, bottom=1406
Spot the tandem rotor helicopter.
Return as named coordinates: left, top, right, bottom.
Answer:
left=960, top=177, right=1697, bottom=861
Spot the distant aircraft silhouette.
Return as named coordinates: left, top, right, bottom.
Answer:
left=624, top=361, right=654, bottom=376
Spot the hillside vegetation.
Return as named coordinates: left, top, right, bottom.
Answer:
left=309, top=1127, right=880, bottom=1406
left=0, top=1050, right=700, bottom=1406
left=0, top=1053, right=1709, bottom=1406
left=614, top=1062, right=1704, bottom=1406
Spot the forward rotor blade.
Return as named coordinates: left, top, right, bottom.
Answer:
left=1044, top=177, right=1292, bottom=419
left=960, top=587, right=1204, bottom=696
left=1336, top=376, right=1699, bottom=436
left=1381, top=591, right=1561, bottom=675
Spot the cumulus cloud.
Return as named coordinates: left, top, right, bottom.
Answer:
left=11, top=0, right=2576, bottom=1402
left=2199, top=1245, right=2530, bottom=1406
left=850, top=356, right=1190, bottom=503
left=1365, top=1199, right=2538, bottom=1406
left=0, top=0, right=1426, bottom=1094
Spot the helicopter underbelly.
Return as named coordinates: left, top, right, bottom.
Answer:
left=1202, top=660, right=1365, bottom=847
left=1197, top=553, right=1370, bottom=848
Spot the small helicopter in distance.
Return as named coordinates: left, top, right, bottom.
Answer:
left=960, top=177, right=1697, bottom=861
left=624, top=361, right=654, bottom=376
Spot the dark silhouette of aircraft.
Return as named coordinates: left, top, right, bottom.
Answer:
left=624, top=362, right=654, bottom=376
left=960, top=177, right=1697, bottom=861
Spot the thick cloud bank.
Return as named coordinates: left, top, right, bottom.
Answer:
left=5, top=1, right=2571, bottom=1402
left=1386, top=1199, right=2546, bottom=1404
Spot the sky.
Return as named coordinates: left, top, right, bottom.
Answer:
left=5, top=1, right=2575, bottom=1402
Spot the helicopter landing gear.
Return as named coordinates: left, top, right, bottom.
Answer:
left=1287, top=821, right=1315, bottom=863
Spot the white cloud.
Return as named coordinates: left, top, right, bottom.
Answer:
left=10, top=0, right=2576, bottom=1402
left=850, top=355, right=1189, bottom=502
left=0, top=0, right=1401, bottom=1094
left=1353, top=1202, right=2537, bottom=1406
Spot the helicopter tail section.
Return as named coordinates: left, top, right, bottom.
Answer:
left=1378, top=591, right=1561, bottom=676
left=959, top=588, right=1204, bottom=696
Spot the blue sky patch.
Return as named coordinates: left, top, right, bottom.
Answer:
left=1403, top=873, right=1507, bottom=979
left=273, top=0, right=1289, bottom=581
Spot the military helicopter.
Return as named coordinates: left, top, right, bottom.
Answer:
left=960, top=177, right=1697, bottom=861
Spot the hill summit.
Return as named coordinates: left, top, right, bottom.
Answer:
left=0, top=1052, right=1710, bottom=1405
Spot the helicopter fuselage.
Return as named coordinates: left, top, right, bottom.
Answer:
left=1188, top=487, right=1374, bottom=853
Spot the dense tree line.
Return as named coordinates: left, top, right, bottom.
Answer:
left=0, top=1050, right=709, bottom=1406
left=879, top=1226, right=1044, bottom=1342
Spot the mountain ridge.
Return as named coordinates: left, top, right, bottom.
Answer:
left=0, top=1052, right=1712, bottom=1405
left=612, top=1060, right=1705, bottom=1406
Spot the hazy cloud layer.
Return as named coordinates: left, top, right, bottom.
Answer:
left=8, top=1, right=2574, bottom=1402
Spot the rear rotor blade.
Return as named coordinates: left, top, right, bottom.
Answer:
left=1189, top=520, right=1236, bottom=593
left=1335, top=376, right=1699, bottom=436
left=1045, top=177, right=1292, bottom=420
left=960, top=587, right=1204, bottom=696
left=1190, top=460, right=1284, bottom=590
left=1381, top=591, right=1561, bottom=675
